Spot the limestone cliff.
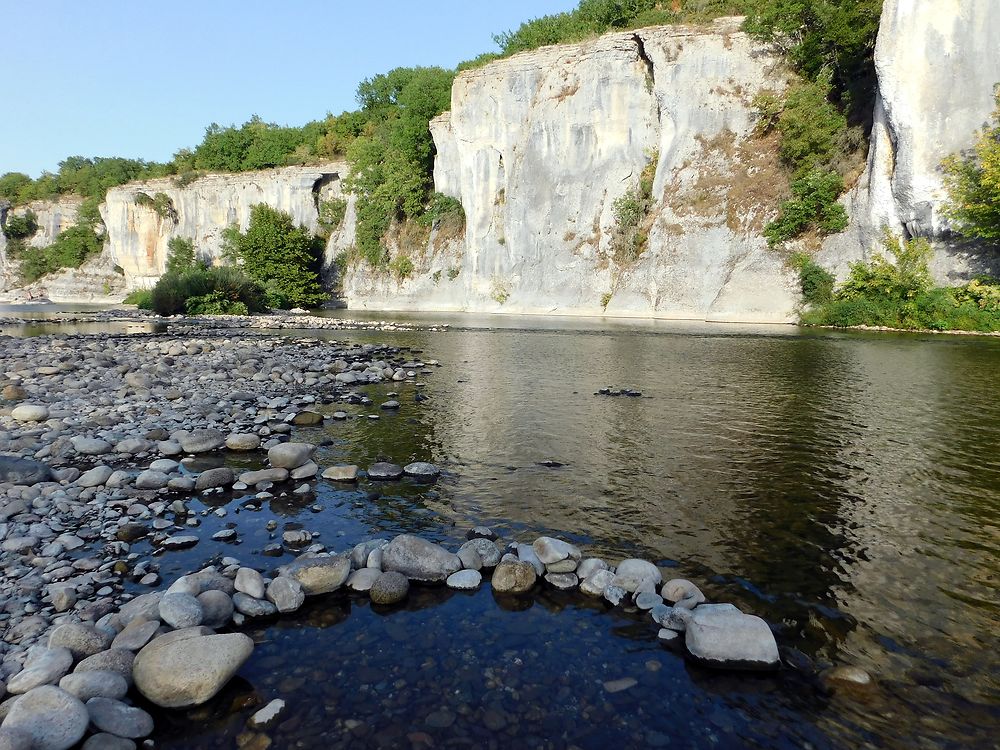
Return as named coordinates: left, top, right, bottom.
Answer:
left=102, top=163, right=348, bottom=288
left=344, top=18, right=800, bottom=322
left=819, top=0, right=1000, bottom=281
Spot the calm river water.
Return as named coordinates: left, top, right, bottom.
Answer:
left=4, top=310, right=998, bottom=748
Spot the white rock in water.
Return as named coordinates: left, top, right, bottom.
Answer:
left=234, top=567, right=266, bottom=599
left=446, top=569, right=482, bottom=590
left=580, top=569, right=615, bottom=597
left=531, top=537, right=581, bottom=566
left=613, top=559, right=662, bottom=592
left=268, top=442, right=315, bottom=470
left=684, top=605, right=779, bottom=670
left=248, top=698, right=286, bottom=730
left=381, top=534, right=462, bottom=583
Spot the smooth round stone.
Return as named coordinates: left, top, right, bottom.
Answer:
left=346, top=568, right=381, bottom=592
left=290, top=461, right=319, bottom=480
left=197, top=590, right=234, bottom=628
left=160, top=535, right=198, bottom=550
left=276, top=555, right=351, bottom=595
left=74, top=650, right=136, bottom=686
left=457, top=545, right=482, bottom=571
left=322, top=464, right=358, bottom=482
left=178, top=429, right=225, bottom=453
left=49, top=624, right=112, bottom=660
left=158, top=593, right=203, bottom=629
left=636, top=592, right=664, bottom=610
left=7, top=648, right=74, bottom=694
left=613, top=559, right=662, bottom=592
left=403, top=461, right=439, bottom=479
left=459, top=538, right=502, bottom=568
left=291, top=411, right=324, bottom=425
left=446, top=570, right=482, bottom=590
left=194, top=467, right=234, bottom=490
left=466, top=526, right=498, bottom=541
left=577, top=558, right=609, bottom=579
left=111, top=620, right=159, bottom=652
left=367, top=462, right=404, bottom=480
left=380, top=400, right=400, bottom=410
left=662, top=578, right=706, bottom=609
left=267, top=442, right=315, bottom=470
left=59, top=671, right=128, bottom=702
left=77, top=466, right=114, bottom=488
left=238, top=468, right=288, bottom=485
left=545, top=558, right=579, bottom=574
left=11, top=404, right=49, bottom=422
left=73, top=438, right=113, bottom=456
left=234, top=568, right=266, bottom=600
left=134, top=470, right=168, bottom=490
left=225, top=433, right=261, bottom=451
left=516, top=544, right=545, bottom=576
left=266, top=577, right=305, bottom=613
left=657, top=628, right=681, bottom=644
left=381, top=535, right=462, bottom=582
left=85, top=697, right=154, bottom=739
left=532, top=536, right=581, bottom=565
left=148, top=459, right=179, bottom=472
left=232, top=593, right=277, bottom=618
left=823, top=665, right=874, bottom=687
left=115, top=438, right=152, bottom=454
left=580, top=568, right=615, bottom=597
left=132, top=631, right=254, bottom=709
left=369, top=572, right=409, bottom=605
left=2, top=686, right=88, bottom=750
left=491, top=561, right=537, bottom=594
left=544, top=572, right=579, bottom=590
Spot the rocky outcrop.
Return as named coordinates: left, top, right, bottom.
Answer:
left=344, top=18, right=801, bottom=322
left=101, top=163, right=348, bottom=288
left=819, top=0, right=1000, bottom=281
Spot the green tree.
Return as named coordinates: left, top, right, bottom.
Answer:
left=0, top=173, right=32, bottom=202
left=222, top=204, right=326, bottom=308
left=165, top=236, right=198, bottom=273
left=943, top=88, right=1000, bottom=244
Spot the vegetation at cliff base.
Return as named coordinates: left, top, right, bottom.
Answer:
left=943, top=88, right=1000, bottom=244
left=149, top=266, right=267, bottom=317
left=796, top=235, right=1000, bottom=332
left=222, top=204, right=326, bottom=309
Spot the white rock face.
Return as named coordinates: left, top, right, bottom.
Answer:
left=102, top=162, right=348, bottom=288
left=819, top=0, right=1000, bottom=281
left=344, top=18, right=800, bottom=322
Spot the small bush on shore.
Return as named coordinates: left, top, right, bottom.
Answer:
left=123, top=289, right=153, bottom=309
left=798, top=234, right=1000, bottom=332
left=149, top=266, right=266, bottom=317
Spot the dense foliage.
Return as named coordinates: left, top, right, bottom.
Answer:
left=164, top=236, right=199, bottom=274
left=149, top=266, right=267, bottom=317
left=798, top=235, right=1000, bottom=332
left=345, top=66, right=455, bottom=266
left=1, top=210, right=38, bottom=240
left=222, top=204, right=326, bottom=309
left=17, top=225, right=103, bottom=284
left=943, top=88, right=1000, bottom=244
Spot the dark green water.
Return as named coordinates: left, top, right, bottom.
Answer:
left=7, top=313, right=1000, bottom=747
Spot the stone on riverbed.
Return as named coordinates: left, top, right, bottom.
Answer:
left=178, top=429, right=225, bottom=454
left=133, top=630, right=254, bottom=708
left=49, top=623, right=112, bottom=660
left=580, top=569, right=615, bottom=597
left=232, top=593, right=277, bottom=618
left=532, top=537, right=581, bottom=568
left=85, top=697, right=154, bottom=739
left=403, top=461, right=440, bottom=480
left=160, top=535, right=199, bottom=551
left=194, top=467, right=234, bottom=490
left=134, top=470, right=168, bottom=490
left=71, top=437, right=113, bottom=456
left=248, top=698, right=285, bottom=730
left=277, top=554, right=351, bottom=595
left=226, top=433, right=261, bottom=451
left=346, top=568, right=381, bottom=592
left=58, top=671, right=128, bottom=702
left=266, top=576, right=305, bottom=613
left=10, top=403, right=49, bottom=422
left=613, top=559, right=662, bottom=592
left=459, top=538, right=502, bottom=568
left=238, top=468, right=289, bottom=485
left=158, top=593, right=204, bottom=629
left=662, top=579, right=706, bottom=609
left=491, top=561, right=537, bottom=594
left=81, top=734, right=135, bottom=750
left=198, top=590, right=235, bottom=628
left=76, top=465, right=114, bottom=488
left=2, top=685, right=88, bottom=750
left=7, top=648, right=74, bottom=694
left=446, top=570, right=483, bottom=590
left=0, top=455, right=52, bottom=485
left=322, top=464, right=358, bottom=481
left=369, top=572, right=409, bottom=605
left=381, top=535, right=461, bottom=582
left=684, top=605, right=779, bottom=670
left=267, top=442, right=315, bottom=470
left=111, top=620, right=159, bottom=652
left=74, top=650, right=136, bottom=686
left=367, top=462, right=404, bottom=480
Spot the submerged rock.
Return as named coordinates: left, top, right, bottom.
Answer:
left=277, top=554, right=351, bottom=595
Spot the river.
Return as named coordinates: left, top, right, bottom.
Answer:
left=2, top=308, right=998, bottom=748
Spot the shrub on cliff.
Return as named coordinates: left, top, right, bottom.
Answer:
left=222, top=204, right=326, bottom=308
left=18, top=223, right=103, bottom=284
left=149, top=266, right=266, bottom=316
left=2, top=210, right=38, bottom=240
left=164, top=236, right=201, bottom=274
left=943, top=88, right=1000, bottom=244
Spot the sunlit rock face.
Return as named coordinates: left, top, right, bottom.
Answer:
left=343, top=18, right=802, bottom=322
left=102, top=163, right=348, bottom=289
left=819, top=0, right=1000, bottom=283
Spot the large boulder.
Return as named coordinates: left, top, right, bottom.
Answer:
left=132, top=629, right=253, bottom=708
left=381, top=535, right=461, bottom=583
left=684, top=605, right=779, bottom=671
left=2, top=685, right=88, bottom=750
left=276, top=554, right=350, bottom=595
left=0, top=455, right=52, bottom=485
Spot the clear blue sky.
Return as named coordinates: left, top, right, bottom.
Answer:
left=1, top=0, right=576, bottom=177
